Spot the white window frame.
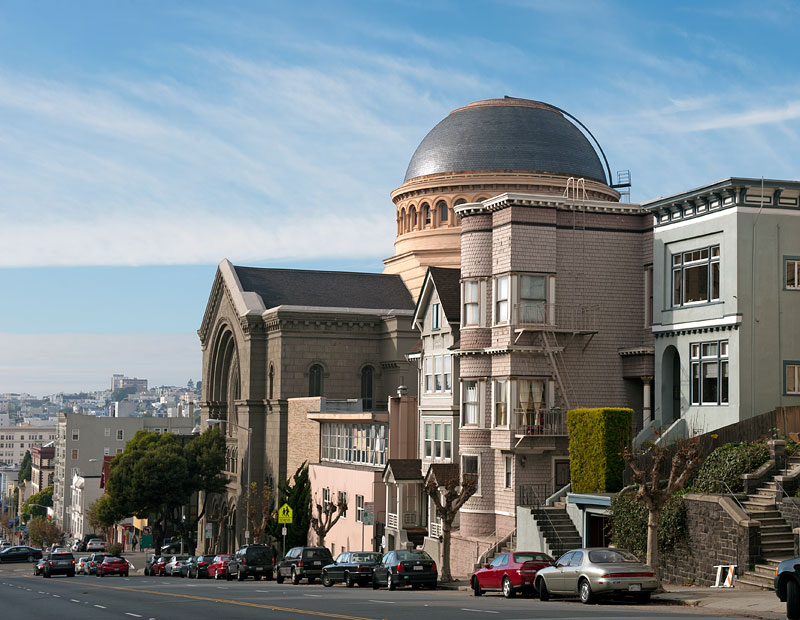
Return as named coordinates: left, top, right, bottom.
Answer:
left=462, top=381, right=479, bottom=426
left=322, top=487, right=330, bottom=510
left=424, top=422, right=432, bottom=458
left=518, top=274, right=547, bottom=324
left=424, top=357, right=433, bottom=393
left=690, top=339, right=729, bottom=405
left=431, top=303, right=441, bottom=330
left=462, top=454, right=480, bottom=496
left=504, top=455, right=512, bottom=489
left=672, top=245, right=720, bottom=307
left=338, top=491, right=347, bottom=518
left=494, top=380, right=509, bottom=428
left=786, top=258, right=800, bottom=290
left=494, top=276, right=509, bottom=324
left=786, top=363, right=800, bottom=395
left=72, top=430, right=79, bottom=441
left=463, top=280, right=481, bottom=326
left=356, top=494, right=365, bottom=523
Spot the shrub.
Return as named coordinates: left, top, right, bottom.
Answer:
left=107, top=542, right=123, bottom=557
left=690, top=441, right=769, bottom=494
left=608, top=491, right=687, bottom=559
left=567, top=408, right=633, bottom=493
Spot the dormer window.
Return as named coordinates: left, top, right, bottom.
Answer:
left=431, top=303, right=441, bottom=330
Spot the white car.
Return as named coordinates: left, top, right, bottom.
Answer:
left=85, top=539, right=106, bottom=552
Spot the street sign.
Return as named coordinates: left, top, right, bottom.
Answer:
left=140, top=534, right=153, bottom=549
left=245, top=530, right=250, bottom=540
left=281, top=526, right=287, bottom=536
left=361, top=511, right=374, bottom=526
left=278, top=503, right=293, bottom=524
left=205, top=523, right=212, bottom=539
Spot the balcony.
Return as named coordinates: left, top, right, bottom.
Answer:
left=307, top=397, right=389, bottom=423
left=514, top=303, right=599, bottom=334
left=490, top=408, right=567, bottom=450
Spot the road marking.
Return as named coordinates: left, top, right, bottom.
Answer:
left=73, top=581, right=378, bottom=620
left=70, top=599, right=80, bottom=602
left=52, top=594, right=60, bottom=598
left=125, top=614, right=143, bottom=618
left=94, top=605, right=106, bottom=609
left=367, top=600, right=395, bottom=604
left=460, top=610, right=499, bottom=615
left=304, top=594, right=322, bottom=597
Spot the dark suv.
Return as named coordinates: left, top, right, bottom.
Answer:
left=775, top=557, right=800, bottom=619
left=277, top=546, right=334, bottom=584
left=43, top=552, right=76, bottom=578
left=227, top=545, right=274, bottom=581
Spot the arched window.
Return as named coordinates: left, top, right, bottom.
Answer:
left=309, top=364, right=324, bottom=397
left=423, top=203, right=431, bottom=227
left=454, top=198, right=466, bottom=224
left=268, top=364, right=274, bottom=400
left=399, top=208, right=406, bottom=234
left=361, top=366, right=375, bottom=410
left=437, top=200, right=448, bottom=224
left=411, top=207, right=418, bottom=229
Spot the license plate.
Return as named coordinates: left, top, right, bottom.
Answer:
left=314, top=561, right=321, bottom=565
left=256, top=567, right=263, bottom=571
left=413, top=565, right=423, bottom=571
left=628, top=584, right=642, bottom=592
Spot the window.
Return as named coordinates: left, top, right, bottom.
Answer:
left=72, top=430, right=79, bottom=441
left=423, top=203, right=431, bottom=226
left=786, top=259, right=800, bottom=290
left=104, top=428, right=110, bottom=437
left=462, top=455, right=480, bottom=494
left=424, top=355, right=452, bottom=393
left=424, top=422, right=452, bottom=460
left=321, top=422, right=387, bottom=466
left=462, top=381, right=479, bottom=426
left=443, top=423, right=451, bottom=459
left=786, top=363, right=800, bottom=395
left=309, top=364, right=324, bottom=397
left=338, top=491, right=347, bottom=518
left=463, top=281, right=480, bottom=326
left=494, top=380, right=508, bottom=427
left=519, top=275, right=546, bottom=323
left=356, top=494, right=365, bottom=523
left=444, top=355, right=452, bottom=392
left=361, top=366, right=374, bottom=410
left=431, top=303, right=441, bottom=330
left=505, top=455, right=512, bottom=488
left=690, top=340, right=729, bottom=405
left=437, top=200, right=448, bottom=223
left=322, top=488, right=330, bottom=510
left=424, top=357, right=433, bottom=392
left=103, top=447, right=109, bottom=456
left=116, top=429, right=124, bottom=441
left=71, top=449, right=78, bottom=460
left=672, top=245, right=720, bottom=306
left=269, top=364, right=274, bottom=400
left=495, top=276, right=509, bottom=324
left=424, top=423, right=432, bottom=458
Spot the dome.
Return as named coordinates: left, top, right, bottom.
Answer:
left=404, top=97, right=608, bottom=184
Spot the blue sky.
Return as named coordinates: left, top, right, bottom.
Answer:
left=1, top=0, right=799, bottom=395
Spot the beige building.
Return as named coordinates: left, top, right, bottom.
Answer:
left=0, top=426, right=56, bottom=467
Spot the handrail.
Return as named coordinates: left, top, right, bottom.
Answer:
left=476, top=529, right=515, bottom=568
left=521, top=482, right=569, bottom=558
left=709, top=479, right=751, bottom=516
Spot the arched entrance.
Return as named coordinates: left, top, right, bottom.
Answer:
left=661, top=345, right=682, bottom=423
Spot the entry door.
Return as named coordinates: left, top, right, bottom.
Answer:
left=554, top=460, right=570, bottom=488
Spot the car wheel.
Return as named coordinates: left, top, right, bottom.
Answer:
left=387, top=572, right=396, bottom=591
left=291, top=568, right=300, bottom=585
left=537, top=577, right=549, bottom=602
left=267, top=572, right=273, bottom=581
left=428, top=581, right=437, bottom=590
left=579, top=578, right=593, bottom=604
left=238, top=570, right=245, bottom=581
left=372, top=574, right=380, bottom=590
left=68, top=571, right=75, bottom=577
left=636, top=592, right=651, bottom=604
left=322, top=572, right=333, bottom=587
left=502, top=576, right=515, bottom=599
left=788, top=580, right=800, bottom=620
left=100, top=571, right=105, bottom=577
left=472, top=577, right=482, bottom=596
left=27, top=555, right=34, bottom=562
left=44, top=571, right=50, bottom=578
left=345, top=573, right=354, bottom=588
left=276, top=572, right=284, bottom=584
left=254, top=574, right=261, bottom=581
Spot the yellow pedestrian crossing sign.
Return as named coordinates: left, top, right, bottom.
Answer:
left=278, top=503, right=293, bottom=524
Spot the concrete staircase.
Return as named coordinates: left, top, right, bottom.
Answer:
left=533, top=505, right=582, bottom=559
left=737, top=456, right=800, bottom=589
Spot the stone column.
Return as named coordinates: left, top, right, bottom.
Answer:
left=641, top=376, right=653, bottom=428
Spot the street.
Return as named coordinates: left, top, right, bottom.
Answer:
left=0, top=563, right=771, bottom=620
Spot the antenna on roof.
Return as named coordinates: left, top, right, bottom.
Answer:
left=612, top=170, right=631, bottom=202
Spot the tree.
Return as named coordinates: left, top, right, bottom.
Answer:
left=268, top=463, right=311, bottom=548
left=245, top=481, right=274, bottom=543
left=425, top=471, right=477, bottom=582
left=27, top=516, right=63, bottom=547
left=110, top=386, right=136, bottom=402
left=18, top=451, right=32, bottom=482
left=187, top=379, right=195, bottom=390
left=21, top=485, right=53, bottom=522
left=310, top=492, right=346, bottom=547
left=623, top=436, right=703, bottom=580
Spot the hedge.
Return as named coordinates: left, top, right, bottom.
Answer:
left=567, top=408, right=633, bottom=493
left=608, top=490, right=687, bottom=558
left=689, top=441, right=770, bottom=493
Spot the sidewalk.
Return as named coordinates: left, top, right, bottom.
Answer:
left=440, top=579, right=786, bottom=619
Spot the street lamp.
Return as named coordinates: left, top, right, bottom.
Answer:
left=206, top=418, right=252, bottom=547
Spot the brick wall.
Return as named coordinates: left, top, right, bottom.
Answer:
left=286, top=397, right=322, bottom=481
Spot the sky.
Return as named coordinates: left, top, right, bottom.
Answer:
left=1, top=0, right=799, bottom=396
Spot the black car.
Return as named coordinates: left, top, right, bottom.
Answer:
left=0, top=546, right=43, bottom=563
left=372, top=549, right=437, bottom=590
left=187, top=554, right=214, bottom=579
left=227, top=545, right=274, bottom=581
left=322, top=551, right=382, bottom=587
left=775, top=557, right=800, bottom=619
left=43, top=552, right=76, bottom=578
left=276, top=546, right=333, bottom=584
left=161, top=537, right=196, bottom=555
left=34, top=555, right=49, bottom=576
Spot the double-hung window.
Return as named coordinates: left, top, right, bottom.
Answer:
left=431, top=303, right=441, bottom=329
left=424, top=357, right=433, bottom=392
left=462, top=455, right=480, bottom=495
left=356, top=495, right=365, bottom=523
left=424, top=355, right=452, bottom=393
left=462, top=381, right=479, bottom=426
left=495, top=276, right=509, bottom=324
left=463, top=281, right=480, bottom=326
left=494, top=380, right=509, bottom=427
left=424, top=423, right=432, bottom=457
left=786, top=363, right=800, bottom=395
left=786, top=259, right=800, bottom=290
left=425, top=422, right=453, bottom=460
left=519, top=275, right=547, bottom=324
left=691, top=340, right=729, bottom=405
left=672, top=245, right=720, bottom=306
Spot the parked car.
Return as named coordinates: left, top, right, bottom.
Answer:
left=277, top=546, right=333, bottom=585
left=161, top=537, right=196, bottom=555
left=42, top=552, right=76, bottom=578
left=151, top=556, right=168, bottom=576
left=87, top=553, right=112, bottom=575
left=322, top=552, right=382, bottom=587
left=97, top=556, right=129, bottom=577
left=774, top=557, right=800, bottom=619
left=208, top=554, right=233, bottom=579
left=0, top=541, right=11, bottom=550
left=372, top=549, right=437, bottom=590
left=0, top=546, right=42, bottom=563
left=76, top=556, right=90, bottom=575
left=535, top=548, right=657, bottom=604
left=471, top=551, right=555, bottom=598
left=165, top=555, right=191, bottom=576
left=227, top=545, right=274, bottom=581
left=85, top=539, right=106, bottom=552
left=188, top=554, right=214, bottom=579
left=34, top=555, right=49, bottom=576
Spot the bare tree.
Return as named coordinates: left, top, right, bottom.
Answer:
left=425, top=474, right=477, bottom=582
left=623, top=436, right=703, bottom=579
left=245, top=481, right=274, bottom=544
left=310, top=491, right=346, bottom=547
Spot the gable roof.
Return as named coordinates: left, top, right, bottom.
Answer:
left=412, top=267, right=461, bottom=327
left=425, top=463, right=460, bottom=486
left=234, top=265, right=414, bottom=312
left=383, top=459, right=423, bottom=482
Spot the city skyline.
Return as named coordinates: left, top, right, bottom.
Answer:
left=2, top=0, right=800, bottom=394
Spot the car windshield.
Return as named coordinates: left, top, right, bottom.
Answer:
left=395, top=550, right=432, bottom=561
left=247, top=548, right=272, bottom=563
left=104, top=557, right=123, bottom=562
left=352, top=553, right=381, bottom=563
left=303, top=548, right=332, bottom=560
left=588, top=549, right=640, bottom=563
left=514, top=552, right=552, bottom=563
left=218, top=555, right=232, bottom=561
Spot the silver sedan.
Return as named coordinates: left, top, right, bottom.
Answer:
left=534, top=548, right=658, bottom=604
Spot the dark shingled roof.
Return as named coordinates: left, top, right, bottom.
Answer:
left=385, top=459, right=423, bottom=481
left=233, top=266, right=414, bottom=311
left=428, top=267, right=461, bottom=324
left=404, top=98, right=607, bottom=184
left=426, top=463, right=460, bottom=485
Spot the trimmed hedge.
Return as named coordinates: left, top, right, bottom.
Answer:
left=689, top=441, right=769, bottom=493
left=608, top=491, right=687, bottom=558
left=567, top=408, right=633, bottom=493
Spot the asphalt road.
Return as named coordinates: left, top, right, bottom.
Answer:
left=0, top=563, right=758, bottom=620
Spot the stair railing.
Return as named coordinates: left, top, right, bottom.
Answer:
left=710, top=479, right=751, bottom=516
left=476, top=528, right=516, bottom=568
left=527, top=483, right=570, bottom=559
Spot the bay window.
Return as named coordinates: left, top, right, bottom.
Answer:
left=690, top=340, right=729, bottom=405
left=519, top=275, right=547, bottom=323
left=462, top=381, right=479, bottom=426
left=494, top=380, right=509, bottom=427
left=495, top=276, right=509, bottom=324
left=672, top=245, right=720, bottom=307
left=463, top=280, right=480, bottom=326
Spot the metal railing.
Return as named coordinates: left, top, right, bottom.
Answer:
left=512, top=408, right=567, bottom=436
left=514, top=303, right=599, bottom=332
left=387, top=512, right=399, bottom=530
left=520, top=482, right=570, bottom=559
left=429, top=521, right=442, bottom=538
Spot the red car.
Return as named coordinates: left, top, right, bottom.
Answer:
left=152, top=556, right=168, bottom=576
left=97, top=556, right=129, bottom=577
left=207, top=554, right=233, bottom=579
left=471, top=551, right=554, bottom=598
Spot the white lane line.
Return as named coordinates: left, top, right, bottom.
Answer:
left=70, top=599, right=80, bottom=602
left=303, top=594, right=322, bottom=597
left=125, top=614, right=143, bottom=618
left=94, top=605, right=106, bottom=609
left=368, top=600, right=396, bottom=604
left=52, top=594, right=60, bottom=598
left=460, top=610, right=499, bottom=614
